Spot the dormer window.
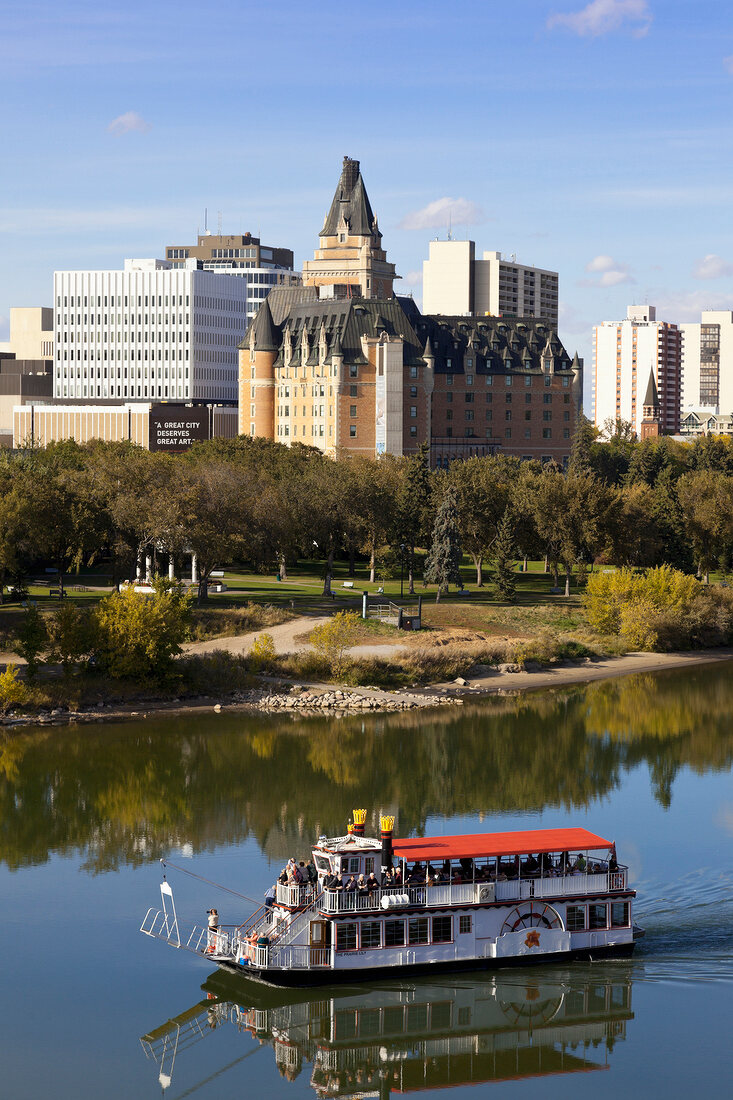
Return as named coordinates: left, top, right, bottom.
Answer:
left=340, top=233, right=346, bottom=243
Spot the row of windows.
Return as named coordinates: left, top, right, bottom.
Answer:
left=443, top=393, right=572, bottom=406
left=336, top=914, right=460, bottom=952
left=58, top=294, right=190, bottom=308
left=446, top=373, right=570, bottom=389
left=442, top=427, right=567, bottom=440
left=59, top=349, right=189, bottom=361
left=566, top=901, right=629, bottom=931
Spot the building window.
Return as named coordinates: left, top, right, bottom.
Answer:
left=543, top=393, right=552, bottom=404
left=350, top=365, right=358, bottom=378
left=385, top=920, right=405, bottom=947
left=410, top=386, right=417, bottom=397
left=432, top=916, right=452, bottom=943
left=525, top=410, right=531, bottom=421
left=611, top=902, right=630, bottom=928
left=466, top=358, right=473, bottom=368
left=564, top=394, right=571, bottom=404
left=361, top=921, right=381, bottom=948
left=410, top=366, right=418, bottom=378
left=485, top=375, right=493, bottom=386
left=567, top=905, right=585, bottom=931
left=446, top=427, right=452, bottom=437
left=350, top=384, right=357, bottom=397
left=563, top=428, right=571, bottom=438
left=542, top=428, right=552, bottom=439
left=505, top=393, right=512, bottom=403
left=589, top=904, right=608, bottom=930
left=544, top=375, right=551, bottom=387
left=410, top=406, right=417, bottom=418
left=459, top=915, right=472, bottom=934
left=525, top=428, right=531, bottom=439
left=408, top=918, right=429, bottom=945
left=505, top=376, right=512, bottom=386
left=466, top=373, right=473, bottom=385
left=349, top=425, right=357, bottom=437
left=336, top=923, right=358, bottom=951
left=465, top=410, right=474, bottom=421
left=446, top=374, right=453, bottom=385
left=465, top=393, right=474, bottom=403
left=505, top=410, right=512, bottom=421
left=485, top=410, right=492, bottom=421
left=505, top=428, right=512, bottom=439
left=563, top=377, right=570, bottom=387
left=543, top=411, right=552, bottom=421
left=410, top=425, right=417, bottom=436
left=350, top=405, right=357, bottom=417
left=525, top=376, right=532, bottom=387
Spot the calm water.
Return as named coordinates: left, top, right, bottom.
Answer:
left=1, top=663, right=732, bottom=1098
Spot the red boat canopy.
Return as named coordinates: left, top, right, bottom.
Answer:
left=392, top=827, right=613, bottom=863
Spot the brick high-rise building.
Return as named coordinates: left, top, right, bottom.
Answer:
left=240, top=158, right=581, bottom=466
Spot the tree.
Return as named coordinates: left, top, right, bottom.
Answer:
left=93, top=579, right=192, bottom=681
left=47, top=603, right=95, bottom=676
left=491, top=510, right=517, bottom=602
left=424, top=485, right=462, bottom=602
left=677, top=470, right=733, bottom=581
left=568, top=413, right=598, bottom=475
left=14, top=605, right=48, bottom=679
left=449, top=456, right=516, bottom=586
left=395, top=444, right=433, bottom=594
left=178, top=461, right=252, bottom=603
left=310, top=611, right=360, bottom=679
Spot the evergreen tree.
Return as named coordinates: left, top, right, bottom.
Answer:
left=397, top=443, right=433, bottom=594
left=424, top=485, right=462, bottom=602
left=568, top=413, right=597, bottom=475
left=492, top=510, right=517, bottom=602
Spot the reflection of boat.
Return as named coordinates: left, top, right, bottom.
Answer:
left=140, top=965, right=634, bottom=1097
left=142, top=812, right=638, bottom=985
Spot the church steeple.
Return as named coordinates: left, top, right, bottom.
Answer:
left=640, top=368, right=661, bottom=439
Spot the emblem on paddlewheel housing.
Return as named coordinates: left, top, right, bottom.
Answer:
left=524, top=930, right=541, bottom=948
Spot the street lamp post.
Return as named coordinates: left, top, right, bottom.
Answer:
left=400, top=543, right=405, bottom=600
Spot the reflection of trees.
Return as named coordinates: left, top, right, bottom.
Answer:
left=1, top=662, right=732, bottom=872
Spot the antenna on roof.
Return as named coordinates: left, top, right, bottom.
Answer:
left=204, top=208, right=208, bottom=233
left=447, top=210, right=452, bottom=241
left=217, top=210, right=222, bottom=237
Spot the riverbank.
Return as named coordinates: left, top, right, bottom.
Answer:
left=2, top=646, right=731, bottom=729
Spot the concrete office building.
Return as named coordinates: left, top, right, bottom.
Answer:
left=163, top=232, right=300, bottom=326
left=593, top=305, right=682, bottom=437
left=680, top=310, right=733, bottom=414
left=0, top=307, right=54, bottom=360
left=422, top=240, right=559, bottom=328
left=13, top=401, right=238, bottom=450
left=54, top=258, right=249, bottom=404
left=0, top=357, right=53, bottom=447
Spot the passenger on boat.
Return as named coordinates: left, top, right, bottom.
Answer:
left=345, top=874, right=357, bottom=892
left=573, top=853, right=587, bottom=872
left=277, top=867, right=288, bottom=886
left=382, top=867, right=394, bottom=888
left=206, top=908, right=219, bottom=952
left=559, top=851, right=570, bottom=873
left=539, top=852, right=554, bottom=875
left=393, top=866, right=403, bottom=887
left=524, top=853, right=539, bottom=875
left=356, top=874, right=369, bottom=896
left=609, top=850, right=618, bottom=873
left=367, top=872, right=379, bottom=892
left=306, top=859, right=318, bottom=884
left=264, top=884, right=276, bottom=909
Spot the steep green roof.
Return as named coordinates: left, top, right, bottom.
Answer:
left=320, top=157, right=380, bottom=239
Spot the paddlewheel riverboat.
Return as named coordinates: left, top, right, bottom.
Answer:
left=141, top=813, right=640, bottom=986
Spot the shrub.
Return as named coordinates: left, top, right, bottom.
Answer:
left=94, top=579, right=192, bottom=682
left=310, top=612, right=361, bottom=679
left=179, top=650, right=251, bottom=694
left=0, top=664, right=27, bottom=712
left=47, top=603, right=95, bottom=674
left=249, top=633, right=276, bottom=671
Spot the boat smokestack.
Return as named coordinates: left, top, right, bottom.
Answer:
left=380, top=814, right=395, bottom=881
left=352, top=808, right=367, bottom=837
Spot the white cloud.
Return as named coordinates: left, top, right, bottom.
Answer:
left=107, top=111, right=152, bottom=136
left=652, top=289, right=733, bottom=322
left=582, top=255, right=634, bottom=286
left=693, top=254, right=733, bottom=280
left=548, top=0, right=652, bottom=38
left=402, top=270, right=423, bottom=285
left=399, top=197, right=485, bottom=231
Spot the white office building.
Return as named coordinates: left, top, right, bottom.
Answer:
left=680, top=310, right=733, bottom=414
left=53, top=259, right=249, bottom=404
left=422, top=240, right=559, bottom=327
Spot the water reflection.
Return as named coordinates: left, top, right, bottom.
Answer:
left=140, top=965, right=634, bottom=1097
left=2, top=663, right=732, bottom=871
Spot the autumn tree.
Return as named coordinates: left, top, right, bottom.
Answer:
left=424, top=485, right=463, bottom=602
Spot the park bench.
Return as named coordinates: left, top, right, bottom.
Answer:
left=48, top=588, right=67, bottom=599
left=342, top=581, right=354, bottom=589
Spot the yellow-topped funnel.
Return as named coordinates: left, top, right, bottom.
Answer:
left=380, top=814, right=395, bottom=834
left=352, top=808, right=367, bottom=836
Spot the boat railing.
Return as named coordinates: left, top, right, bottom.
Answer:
left=141, top=907, right=238, bottom=959
left=276, top=882, right=317, bottom=908
left=318, top=869, right=627, bottom=913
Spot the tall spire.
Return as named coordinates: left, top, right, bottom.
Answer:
left=643, top=368, right=659, bottom=409
left=320, top=156, right=380, bottom=240
left=250, top=296, right=278, bottom=351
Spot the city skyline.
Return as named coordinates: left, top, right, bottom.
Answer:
left=3, top=0, right=733, bottom=371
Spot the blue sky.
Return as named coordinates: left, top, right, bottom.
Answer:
left=2, top=0, right=733, bottom=370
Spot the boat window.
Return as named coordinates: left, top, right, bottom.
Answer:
left=361, top=921, right=381, bottom=949
left=459, top=915, right=472, bottom=934
left=566, top=904, right=585, bottom=931
left=385, top=920, right=405, bottom=947
left=432, top=915, right=452, bottom=943
left=588, top=903, right=608, bottom=930
left=408, top=917, right=429, bottom=945
left=611, top=901, right=630, bottom=928
left=314, top=855, right=330, bottom=873
left=341, top=856, right=360, bottom=873
left=365, top=857, right=374, bottom=874
left=407, top=1003, right=429, bottom=1031
left=430, top=1001, right=452, bottom=1029
left=336, top=923, right=358, bottom=951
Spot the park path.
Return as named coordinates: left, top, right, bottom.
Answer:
left=181, top=615, right=409, bottom=660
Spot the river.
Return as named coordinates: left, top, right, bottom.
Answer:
left=1, top=662, right=732, bottom=1097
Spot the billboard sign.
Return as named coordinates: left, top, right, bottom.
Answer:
left=148, top=405, right=210, bottom=452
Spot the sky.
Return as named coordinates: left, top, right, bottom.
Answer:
left=2, top=0, right=733, bottom=378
